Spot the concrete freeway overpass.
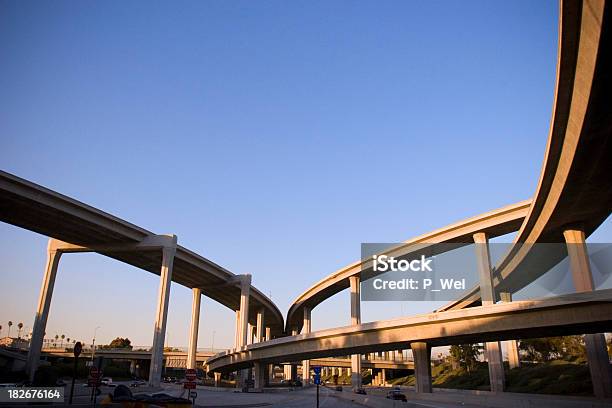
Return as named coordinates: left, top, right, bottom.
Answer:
left=0, top=170, right=284, bottom=386
left=208, top=289, right=612, bottom=372
left=1, top=0, right=611, bottom=404
left=37, top=348, right=414, bottom=371
left=233, top=0, right=612, bottom=399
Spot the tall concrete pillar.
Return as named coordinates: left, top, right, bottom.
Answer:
left=149, top=242, right=177, bottom=387
left=349, top=276, right=362, bottom=389
left=412, top=342, right=432, bottom=393
left=26, top=241, right=62, bottom=381
left=381, top=369, right=386, bottom=386
left=564, top=229, right=612, bottom=398
left=397, top=350, right=404, bottom=361
left=130, top=360, right=137, bottom=376
left=264, top=326, right=273, bottom=382
left=284, top=365, right=291, bottom=380
left=187, top=288, right=201, bottom=369
left=214, top=372, right=222, bottom=387
left=238, top=274, right=251, bottom=348
left=234, top=310, right=241, bottom=349
left=237, top=274, right=251, bottom=389
left=267, top=363, right=274, bottom=383
left=499, top=292, right=520, bottom=369
left=254, top=362, right=266, bottom=391
left=247, top=323, right=254, bottom=345
left=256, top=309, right=265, bottom=343
left=473, top=232, right=505, bottom=392
left=290, top=328, right=298, bottom=380
left=302, top=307, right=311, bottom=384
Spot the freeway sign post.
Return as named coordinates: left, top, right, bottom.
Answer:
left=88, top=366, right=101, bottom=405
left=69, top=341, right=82, bottom=405
left=184, top=368, right=197, bottom=390
left=313, top=366, right=322, bottom=408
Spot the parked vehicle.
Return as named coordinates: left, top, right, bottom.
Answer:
left=335, top=386, right=343, bottom=391
left=355, top=388, right=367, bottom=395
left=100, top=377, right=113, bottom=386
left=386, top=390, right=407, bottom=401
left=130, top=380, right=146, bottom=388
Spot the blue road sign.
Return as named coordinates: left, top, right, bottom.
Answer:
left=313, top=366, right=322, bottom=385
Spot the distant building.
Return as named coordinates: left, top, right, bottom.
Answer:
left=0, top=336, right=29, bottom=349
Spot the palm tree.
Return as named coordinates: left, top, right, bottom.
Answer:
left=61, top=334, right=65, bottom=348
left=7, top=321, right=13, bottom=338
left=0, top=325, right=3, bottom=337
left=17, top=323, right=23, bottom=339
left=54, top=334, right=59, bottom=348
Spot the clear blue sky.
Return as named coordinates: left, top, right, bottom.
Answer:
left=2, top=0, right=607, bottom=349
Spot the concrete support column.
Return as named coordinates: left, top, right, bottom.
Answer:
left=130, top=360, right=137, bottom=376
left=214, top=372, right=222, bottom=387
left=26, top=241, right=62, bottom=381
left=473, top=232, right=505, bottom=392
left=348, top=275, right=362, bottom=389
left=264, top=326, right=272, bottom=382
left=247, top=323, right=254, bottom=345
left=187, top=288, right=202, bottom=369
left=237, top=274, right=251, bottom=389
left=302, top=307, right=311, bottom=384
left=564, top=229, right=612, bottom=398
left=234, top=310, right=241, bottom=349
left=397, top=350, right=404, bottom=361
left=256, top=309, right=265, bottom=343
left=412, top=342, right=432, bottom=393
left=284, top=365, right=292, bottom=380
left=254, top=362, right=266, bottom=391
left=238, top=274, right=251, bottom=347
left=290, top=328, right=298, bottom=380
left=149, top=241, right=177, bottom=387
left=499, top=292, right=520, bottom=369
left=265, top=326, right=271, bottom=342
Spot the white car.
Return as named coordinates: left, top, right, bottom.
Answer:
left=100, top=377, right=113, bottom=386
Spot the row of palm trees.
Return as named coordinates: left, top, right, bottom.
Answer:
left=0, top=321, right=24, bottom=339
left=1, top=321, right=77, bottom=349
left=50, top=334, right=77, bottom=348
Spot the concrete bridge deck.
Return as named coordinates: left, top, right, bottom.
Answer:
left=208, top=289, right=612, bottom=372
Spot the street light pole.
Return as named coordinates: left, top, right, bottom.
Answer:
left=91, top=326, right=100, bottom=363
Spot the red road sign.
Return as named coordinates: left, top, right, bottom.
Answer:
left=185, top=369, right=197, bottom=381
left=88, top=378, right=101, bottom=386
left=184, top=381, right=196, bottom=389
left=89, top=367, right=100, bottom=378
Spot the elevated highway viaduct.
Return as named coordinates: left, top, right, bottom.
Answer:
left=0, top=170, right=284, bottom=386
left=212, top=0, right=612, bottom=398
